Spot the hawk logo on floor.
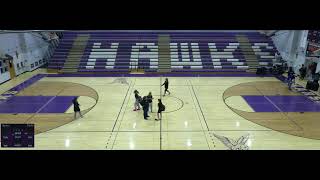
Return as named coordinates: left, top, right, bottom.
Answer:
left=213, top=133, right=250, bottom=150
left=110, top=78, right=129, bottom=85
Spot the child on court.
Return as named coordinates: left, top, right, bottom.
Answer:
left=162, top=78, right=171, bottom=96
left=133, top=90, right=141, bottom=111
left=155, top=99, right=165, bottom=121
left=72, top=97, right=83, bottom=119
left=147, top=92, right=153, bottom=112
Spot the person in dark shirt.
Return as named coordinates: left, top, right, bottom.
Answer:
left=133, top=90, right=141, bottom=111
left=72, top=97, right=83, bottom=119
left=141, top=96, right=150, bottom=120
left=162, top=78, right=171, bottom=96
left=299, top=64, right=307, bottom=80
left=155, top=99, right=164, bottom=121
left=147, top=92, right=153, bottom=112
left=287, top=67, right=295, bottom=90
left=309, top=62, right=317, bottom=75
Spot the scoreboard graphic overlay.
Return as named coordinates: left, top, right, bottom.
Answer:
left=1, top=124, right=34, bottom=148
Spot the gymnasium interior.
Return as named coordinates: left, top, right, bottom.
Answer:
left=0, top=30, right=319, bottom=150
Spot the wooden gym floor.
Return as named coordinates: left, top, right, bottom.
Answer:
left=1, top=69, right=320, bottom=150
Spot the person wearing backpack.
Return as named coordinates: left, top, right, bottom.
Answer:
left=133, top=90, right=141, bottom=111
left=155, top=99, right=165, bottom=121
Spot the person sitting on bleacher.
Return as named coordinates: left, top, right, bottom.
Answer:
left=271, top=65, right=277, bottom=75
left=275, top=52, right=281, bottom=63
left=274, top=64, right=284, bottom=76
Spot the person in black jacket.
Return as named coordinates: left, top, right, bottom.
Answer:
left=155, top=99, right=164, bottom=121
left=72, top=97, right=83, bottom=119
left=141, top=96, right=150, bottom=120
left=162, top=78, right=171, bottom=96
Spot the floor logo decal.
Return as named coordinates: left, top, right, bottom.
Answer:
left=110, top=77, right=130, bottom=85
left=212, top=133, right=250, bottom=150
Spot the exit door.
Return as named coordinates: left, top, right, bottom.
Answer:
left=7, top=59, right=16, bottom=79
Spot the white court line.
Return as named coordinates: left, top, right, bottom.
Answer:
left=264, top=96, right=283, bottom=113
left=35, top=96, right=57, bottom=113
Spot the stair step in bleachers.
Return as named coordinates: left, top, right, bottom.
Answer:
left=158, top=35, right=171, bottom=73
left=60, top=34, right=90, bottom=73
left=236, top=35, right=260, bottom=71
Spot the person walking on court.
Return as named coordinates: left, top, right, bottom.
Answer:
left=147, top=92, right=153, bottom=112
left=162, top=78, right=171, bottom=96
left=133, top=90, right=141, bottom=111
left=72, top=97, right=83, bottom=119
left=287, top=67, right=295, bottom=90
left=141, top=96, right=150, bottom=120
left=155, top=99, right=165, bottom=121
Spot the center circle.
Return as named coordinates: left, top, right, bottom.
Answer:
left=152, top=95, right=184, bottom=113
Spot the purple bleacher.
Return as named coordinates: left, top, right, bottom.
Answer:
left=171, top=69, right=247, bottom=72
left=78, top=69, right=129, bottom=72
left=48, top=31, right=277, bottom=73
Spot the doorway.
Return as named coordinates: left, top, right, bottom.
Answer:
left=6, top=58, right=16, bottom=79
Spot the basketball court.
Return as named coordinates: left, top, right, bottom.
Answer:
left=1, top=69, right=320, bottom=150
